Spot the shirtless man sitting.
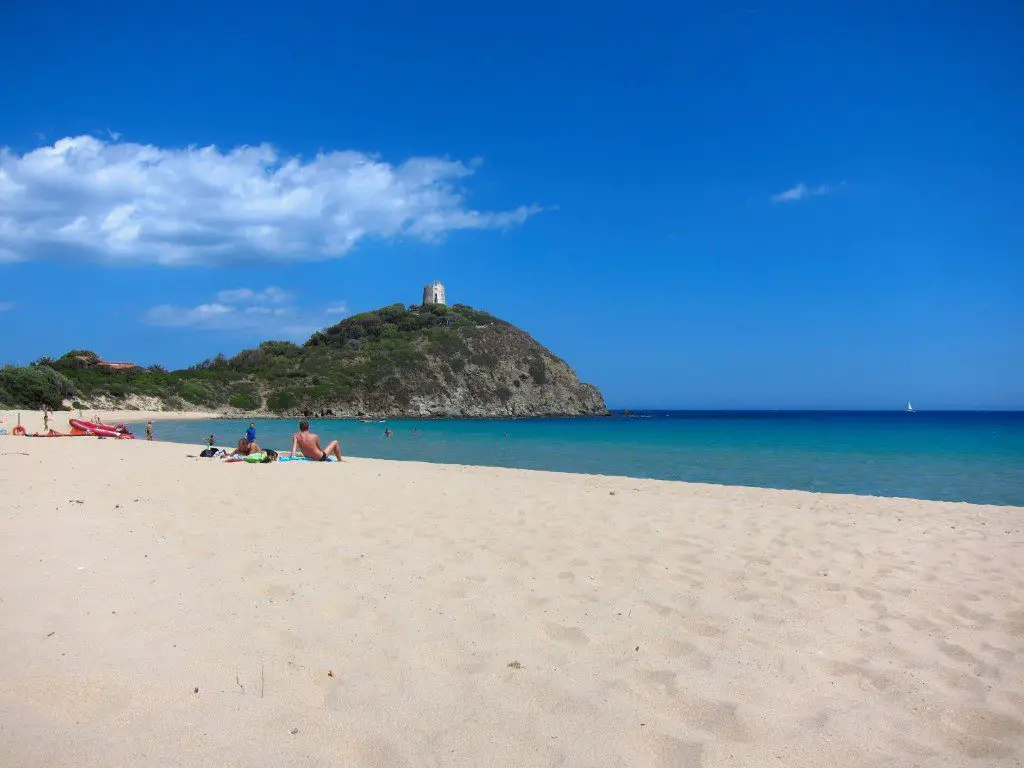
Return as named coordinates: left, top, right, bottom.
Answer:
left=291, top=420, right=342, bottom=462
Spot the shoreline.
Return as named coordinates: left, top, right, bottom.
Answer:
left=0, top=409, right=615, bottom=430
left=6, top=423, right=1018, bottom=508
left=169, top=438, right=1024, bottom=509
left=1, top=437, right=1021, bottom=766
left=0, top=408, right=218, bottom=434
left=5, top=409, right=1021, bottom=507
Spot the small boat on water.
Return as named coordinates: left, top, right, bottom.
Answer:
left=906, top=401, right=915, bottom=413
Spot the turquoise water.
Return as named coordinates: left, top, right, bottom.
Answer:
left=130, top=412, right=1024, bottom=506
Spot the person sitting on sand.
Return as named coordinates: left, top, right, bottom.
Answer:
left=291, top=420, right=342, bottom=462
left=229, top=437, right=260, bottom=457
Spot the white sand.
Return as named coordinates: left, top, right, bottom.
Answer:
left=0, top=436, right=1022, bottom=767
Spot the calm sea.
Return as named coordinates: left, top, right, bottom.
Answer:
left=130, top=412, right=1024, bottom=507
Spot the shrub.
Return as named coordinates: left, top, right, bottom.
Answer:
left=228, top=391, right=262, bottom=410
left=51, top=350, right=101, bottom=370
left=470, top=352, right=498, bottom=369
left=266, top=390, right=297, bottom=412
left=0, top=365, right=78, bottom=409
left=179, top=383, right=211, bottom=405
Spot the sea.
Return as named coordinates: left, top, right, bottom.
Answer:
left=129, top=411, right=1024, bottom=507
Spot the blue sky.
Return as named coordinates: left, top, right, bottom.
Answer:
left=1, top=0, right=1021, bottom=409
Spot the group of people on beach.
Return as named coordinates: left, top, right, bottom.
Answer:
left=212, top=420, right=343, bottom=463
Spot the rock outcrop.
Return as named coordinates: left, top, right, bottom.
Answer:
left=49, top=304, right=607, bottom=418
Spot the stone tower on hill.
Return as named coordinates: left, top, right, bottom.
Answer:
left=422, top=281, right=446, bottom=306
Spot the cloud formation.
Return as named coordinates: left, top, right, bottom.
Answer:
left=770, top=182, right=831, bottom=203
left=215, top=287, right=292, bottom=305
left=0, top=135, right=540, bottom=265
left=144, top=286, right=346, bottom=341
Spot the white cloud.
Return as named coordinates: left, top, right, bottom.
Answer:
left=770, top=182, right=831, bottom=203
left=0, top=135, right=541, bottom=265
left=145, top=302, right=234, bottom=327
left=0, top=300, right=15, bottom=311
left=144, top=287, right=345, bottom=341
left=216, top=286, right=291, bottom=305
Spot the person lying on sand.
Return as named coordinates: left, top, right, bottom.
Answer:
left=291, top=420, right=342, bottom=462
left=229, top=437, right=261, bottom=457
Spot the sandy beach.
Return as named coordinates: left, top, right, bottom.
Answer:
left=0, top=435, right=1022, bottom=767
left=0, top=408, right=217, bottom=435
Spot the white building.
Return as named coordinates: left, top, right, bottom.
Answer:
left=422, top=280, right=446, bottom=306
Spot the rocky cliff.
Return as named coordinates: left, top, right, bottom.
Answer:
left=279, top=303, right=606, bottom=417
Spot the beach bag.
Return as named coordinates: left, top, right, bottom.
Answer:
left=199, top=447, right=218, bottom=458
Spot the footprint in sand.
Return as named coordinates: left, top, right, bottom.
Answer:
left=934, top=664, right=987, bottom=696
left=542, top=621, right=589, bottom=646
left=936, top=640, right=1000, bottom=679
left=623, top=733, right=704, bottom=768
left=335, top=736, right=410, bottom=767
left=854, top=586, right=883, bottom=601
left=822, top=659, right=901, bottom=696
left=649, top=636, right=712, bottom=669
left=684, top=616, right=726, bottom=638
left=634, top=669, right=747, bottom=740
left=979, top=642, right=1015, bottom=664
left=938, top=705, right=1024, bottom=759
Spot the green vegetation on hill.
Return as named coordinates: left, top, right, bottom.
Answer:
left=0, top=364, right=78, bottom=410
left=0, top=303, right=606, bottom=417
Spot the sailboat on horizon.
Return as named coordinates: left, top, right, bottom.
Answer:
left=906, top=400, right=915, bottom=413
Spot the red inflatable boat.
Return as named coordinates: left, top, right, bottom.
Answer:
left=68, top=419, right=136, bottom=439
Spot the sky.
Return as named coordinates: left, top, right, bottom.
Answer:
left=0, top=0, right=1021, bottom=409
